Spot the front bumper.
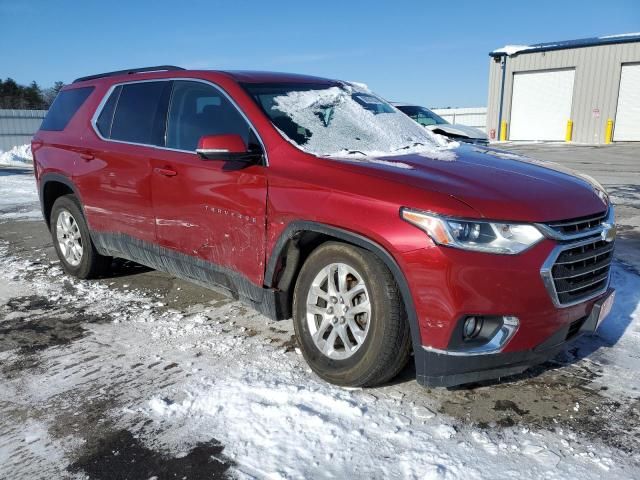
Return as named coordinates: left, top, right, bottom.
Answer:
left=414, top=288, right=613, bottom=387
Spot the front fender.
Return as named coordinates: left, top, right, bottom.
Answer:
left=264, top=220, right=423, bottom=355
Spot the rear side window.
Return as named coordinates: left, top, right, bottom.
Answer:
left=40, top=87, right=94, bottom=131
left=108, top=81, right=172, bottom=145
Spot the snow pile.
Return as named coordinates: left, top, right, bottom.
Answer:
left=271, top=86, right=456, bottom=160
left=0, top=144, right=33, bottom=167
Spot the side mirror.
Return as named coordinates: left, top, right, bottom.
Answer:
left=196, top=134, right=262, bottom=163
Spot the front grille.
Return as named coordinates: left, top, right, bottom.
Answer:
left=546, top=210, right=607, bottom=237
left=551, top=239, right=613, bottom=305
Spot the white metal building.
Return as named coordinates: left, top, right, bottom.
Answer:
left=0, top=109, right=47, bottom=151
left=486, top=33, right=640, bottom=144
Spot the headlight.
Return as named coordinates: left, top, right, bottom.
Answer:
left=401, top=208, right=544, bottom=254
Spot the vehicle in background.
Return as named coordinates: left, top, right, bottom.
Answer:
left=32, top=66, right=615, bottom=389
left=393, top=103, right=489, bottom=145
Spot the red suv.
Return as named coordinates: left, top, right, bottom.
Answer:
left=32, top=66, right=616, bottom=388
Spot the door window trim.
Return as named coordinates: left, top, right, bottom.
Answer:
left=90, top=77, right=269, bottom=166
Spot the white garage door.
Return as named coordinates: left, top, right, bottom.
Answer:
left=509, top=69, right=575, bottom=141
left=614, top=64, right=640, bottom=141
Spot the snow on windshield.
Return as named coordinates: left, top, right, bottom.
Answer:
left=270, top=86, right=455, bottom=160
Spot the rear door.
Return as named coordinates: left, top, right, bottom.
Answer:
left=150, top=80, right=268, bottom=286
left=76, top=80, right=172, bottom=243
left=509, top=69, right=575, bottom=141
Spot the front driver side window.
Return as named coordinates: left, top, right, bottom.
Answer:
left=166, top=80, right=252, bottom=151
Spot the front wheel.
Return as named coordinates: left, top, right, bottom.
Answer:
left=293, top=242, right=411, bottom=387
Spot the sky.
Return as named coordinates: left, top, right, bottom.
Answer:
left=1, top=0, right=638, bottom=107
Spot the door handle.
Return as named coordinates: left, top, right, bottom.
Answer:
left=80, top=152, right=94, bottom=161
left=153, top=167, right=178, bottom=177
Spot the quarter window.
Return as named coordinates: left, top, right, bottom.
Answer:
left=41, top=87, right=94, bottom=131
left=166, top=80, right=251, bottom=151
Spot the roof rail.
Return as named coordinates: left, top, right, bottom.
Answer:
left=73, top=65, right=185, bottom=83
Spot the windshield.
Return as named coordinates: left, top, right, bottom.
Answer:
left=395, top=105, right=449, bottom=127
left=243, top=83, right=449, bottom=157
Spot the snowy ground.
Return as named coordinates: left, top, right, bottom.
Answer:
left=0, top=166, right=40, bottom=221
left=1, top=151, right=640, bottom=479
left=0, top=144, right=33, bottom=168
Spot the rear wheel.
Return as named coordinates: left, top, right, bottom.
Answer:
left=50, top=195, right=111, bottom=279
left=293, top=242, right=411, bottom=387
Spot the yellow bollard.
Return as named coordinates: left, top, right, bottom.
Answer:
left=500, top=121, right=507, bottom=141
left=565, top=120, right=573, bottom=142
left=605, top=119, right=614, bottom=144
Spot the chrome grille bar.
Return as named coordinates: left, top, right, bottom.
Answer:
left=536, top=207, right=613, bottom=241
left=540, top=236, right=614, bottom=308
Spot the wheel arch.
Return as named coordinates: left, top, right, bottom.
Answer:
left=39, top=173, right=84, bottom=228
left=265, top=221, right=423, bottom=351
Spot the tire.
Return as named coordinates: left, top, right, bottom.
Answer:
left=293, top=241, right=411, bottom=387
left=50, top=195, right=111, bottom=279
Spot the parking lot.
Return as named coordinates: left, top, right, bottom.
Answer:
left=1, top=143, right=640, bottom=479
left=499, top=143, right=640, bottom=271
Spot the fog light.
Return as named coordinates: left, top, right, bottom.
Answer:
left=463, top=316, right=483, bottom=340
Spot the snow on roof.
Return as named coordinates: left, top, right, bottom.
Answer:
left=345, top=81, right=369, bottom=91
left=490, top=45, right=532, bottom=56
left=600, top=32, right=640, bottom=39
left=490, top=32, right=640, bottom=57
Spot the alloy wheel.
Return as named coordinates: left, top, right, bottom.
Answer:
left=56, top=209, right=83, bottom=267
left=305, top=262, right=371, bottom=360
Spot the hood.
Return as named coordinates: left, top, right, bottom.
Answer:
left=426, top=123, right=487, bottom=140
left=327, top=145, right=608, bottom=222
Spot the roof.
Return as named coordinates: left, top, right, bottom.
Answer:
left=72, top=67, right=338, bottom=86
left=490, top=32, right=640, bottom=57
left=73, top=65, right=184, bottom=83
left=220, top=70, right=337, bottom=84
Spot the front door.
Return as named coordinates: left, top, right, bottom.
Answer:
left=150, top=80, right=268, bottom=286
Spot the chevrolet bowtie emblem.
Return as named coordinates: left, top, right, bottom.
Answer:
left=601, top=223, right=616, bottom=243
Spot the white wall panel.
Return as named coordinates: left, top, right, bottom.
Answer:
left=614, top=63, right=640, bottom=141
left=509, top=69, right=575, bottom=141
